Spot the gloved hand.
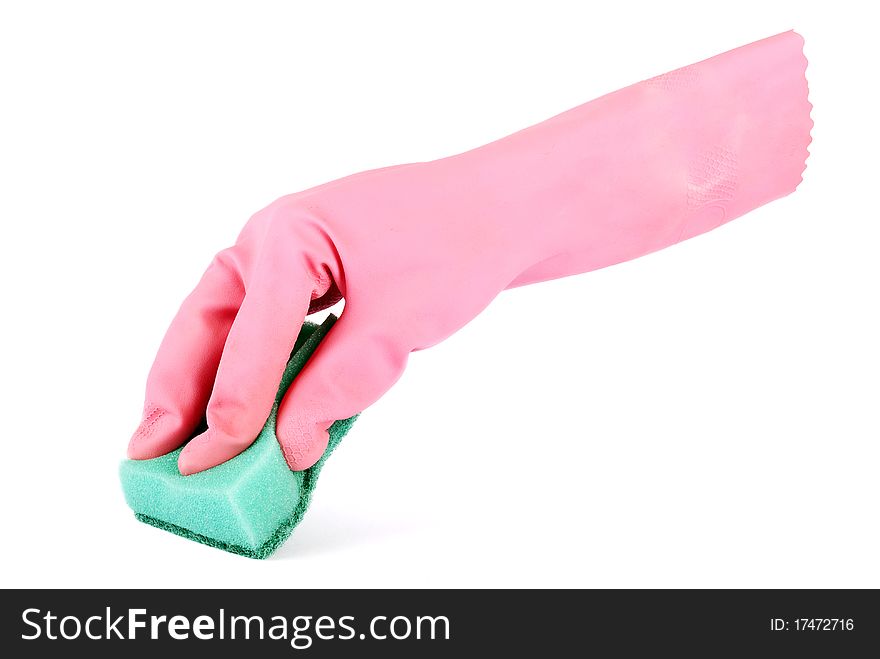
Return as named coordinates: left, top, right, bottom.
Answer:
left=128, top=30, right=811, bottom=475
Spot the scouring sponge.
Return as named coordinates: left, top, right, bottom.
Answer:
left=119, top=315, right=355, bottom=559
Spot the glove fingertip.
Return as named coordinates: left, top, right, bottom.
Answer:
left=277, top=417, right=331, bottom=472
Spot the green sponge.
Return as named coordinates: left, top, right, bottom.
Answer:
left=119, top=315, right=355, bottom=559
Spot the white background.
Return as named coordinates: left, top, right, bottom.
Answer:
left=1, top=1, right=877, bottom=588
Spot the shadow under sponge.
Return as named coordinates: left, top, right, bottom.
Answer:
left=119, top=315, right=356, bottom=559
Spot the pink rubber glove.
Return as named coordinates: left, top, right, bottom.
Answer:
left=128, top=31, right=811, bottom=475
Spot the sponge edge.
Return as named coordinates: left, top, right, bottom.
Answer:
left=119, top=315, right=356, bottom=559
